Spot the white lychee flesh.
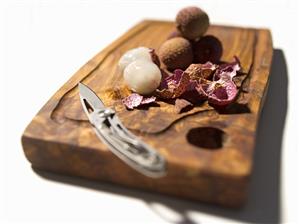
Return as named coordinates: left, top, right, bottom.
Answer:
left=124, top=59, right=161, bottom=95
left=118, top=47, right=152, bottom=71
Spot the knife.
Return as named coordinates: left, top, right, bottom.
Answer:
left=78, top=83, right=167, bottom=178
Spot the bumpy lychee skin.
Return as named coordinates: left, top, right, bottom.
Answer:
left=176, top=6, right=209, bottom=40
left=193, top=35, right=223, bottom=63
left=158, top=37, right=193, bottom=70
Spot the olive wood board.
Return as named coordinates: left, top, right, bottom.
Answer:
left=22, top=20, right=273, bottom=207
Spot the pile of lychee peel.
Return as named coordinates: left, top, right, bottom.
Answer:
left=119, top=6, right=241, bottom=113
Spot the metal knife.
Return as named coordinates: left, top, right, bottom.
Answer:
left=78, top=83, right=167, bottom=178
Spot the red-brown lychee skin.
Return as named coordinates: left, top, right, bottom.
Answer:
left=176, top=6, right=209, bottom=40
left=193, top=35, right=223, bottom=63
left=158, top=37, right=193, bottom=70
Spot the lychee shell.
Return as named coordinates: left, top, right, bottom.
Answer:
left=176, top=6, right=209, bottom=40
left=158, top=37, right=193, bottom=70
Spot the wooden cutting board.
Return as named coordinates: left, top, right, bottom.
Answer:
left=22, top=20, right=273, bottom=207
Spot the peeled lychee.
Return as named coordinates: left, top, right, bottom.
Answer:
left=123, top=59, right=162, bottom=95
left=158, top=37, right=193, bottom=70
left=118, top=47, right=159, bottom=71
left=176, top=6, right=209, bottom=40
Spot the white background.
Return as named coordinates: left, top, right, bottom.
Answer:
left=1, top=0, right=298, bottom=223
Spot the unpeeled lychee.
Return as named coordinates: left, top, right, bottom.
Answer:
left=158, top=37, right=193, bottom=70
left=176, top=6, right=209, bottom=40
left=193, top=35, right=223, bottom=63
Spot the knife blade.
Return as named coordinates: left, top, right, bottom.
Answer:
left=78, top=83, right=166, bottom=178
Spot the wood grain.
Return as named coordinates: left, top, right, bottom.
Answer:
left=22, top=20, right=273, bottom=207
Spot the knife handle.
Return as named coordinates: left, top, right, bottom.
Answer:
left=92, top=109, right=167, bottom=178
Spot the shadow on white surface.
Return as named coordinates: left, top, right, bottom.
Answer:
left=33, top=49, right=287, bottom=224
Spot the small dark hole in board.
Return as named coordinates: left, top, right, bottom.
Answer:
left=187, top=127, right=224, bottom=149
